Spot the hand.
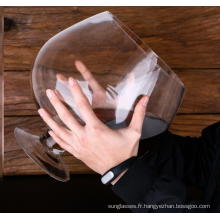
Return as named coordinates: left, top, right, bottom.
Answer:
left=38, top=74, right=149, bottom=180
left=55, top=60, right=137, bottom=111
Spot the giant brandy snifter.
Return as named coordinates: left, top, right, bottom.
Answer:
left=14, top=11, right=185, bottom=182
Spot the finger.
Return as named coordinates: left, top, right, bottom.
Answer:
left=68, top=77, right=101, bottom=126
left=55, top=73, right=76, bottom=104
left=56, top=73, right=68, bottom=82
left=129, top=96, right=149, bottom=132
left=38, top=108, right=75, bottom=141
left=46, top=89, right=83, bottom=133
left=54, top=90, right=65, bottom=102
left=75, top=60, right=105, bottom=94
left=48, top=130, right=76, bottom=156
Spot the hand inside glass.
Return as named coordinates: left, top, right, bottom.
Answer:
left=38, top=60, right=149, bottom=184
left=54, top=60, right=141, bottom=126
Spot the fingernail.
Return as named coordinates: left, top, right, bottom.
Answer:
left=38, top=109, right=44, bottom=117
left=69, top=77, right=75, bottom=86
left=46, top=89, right=53, bottom=98
left=142, top=96, right=149, bottom=107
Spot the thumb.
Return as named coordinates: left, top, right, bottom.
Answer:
left=129, top=95, right=149, bottom=133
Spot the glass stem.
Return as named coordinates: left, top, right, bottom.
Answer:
left=40, top=130, right=65, bottom=155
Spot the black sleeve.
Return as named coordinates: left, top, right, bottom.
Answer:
left=111, top=122, right=220, bottom=212
left=112, top=159, right=213, bottom=212
left=141, top=122, right=220, bottom=191
left=162, top=121, right=220, bottom=190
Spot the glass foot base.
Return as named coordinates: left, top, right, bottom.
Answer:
left=14, top=127, right=70, bottom=182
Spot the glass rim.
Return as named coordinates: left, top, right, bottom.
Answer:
left=105, top=11, right=185, bottom=88
left=33, top=10, right=185, bottom=89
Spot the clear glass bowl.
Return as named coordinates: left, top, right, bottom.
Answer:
left=14, top=11, right=185, bottom=182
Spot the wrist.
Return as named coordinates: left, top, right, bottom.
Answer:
left=101, top=156, right=137, bottom=185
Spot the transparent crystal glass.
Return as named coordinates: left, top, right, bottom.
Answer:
left=14, top=11, right=185, bottom=182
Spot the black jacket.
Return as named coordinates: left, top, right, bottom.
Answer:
left=112, top=122, right=220, bottom=212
